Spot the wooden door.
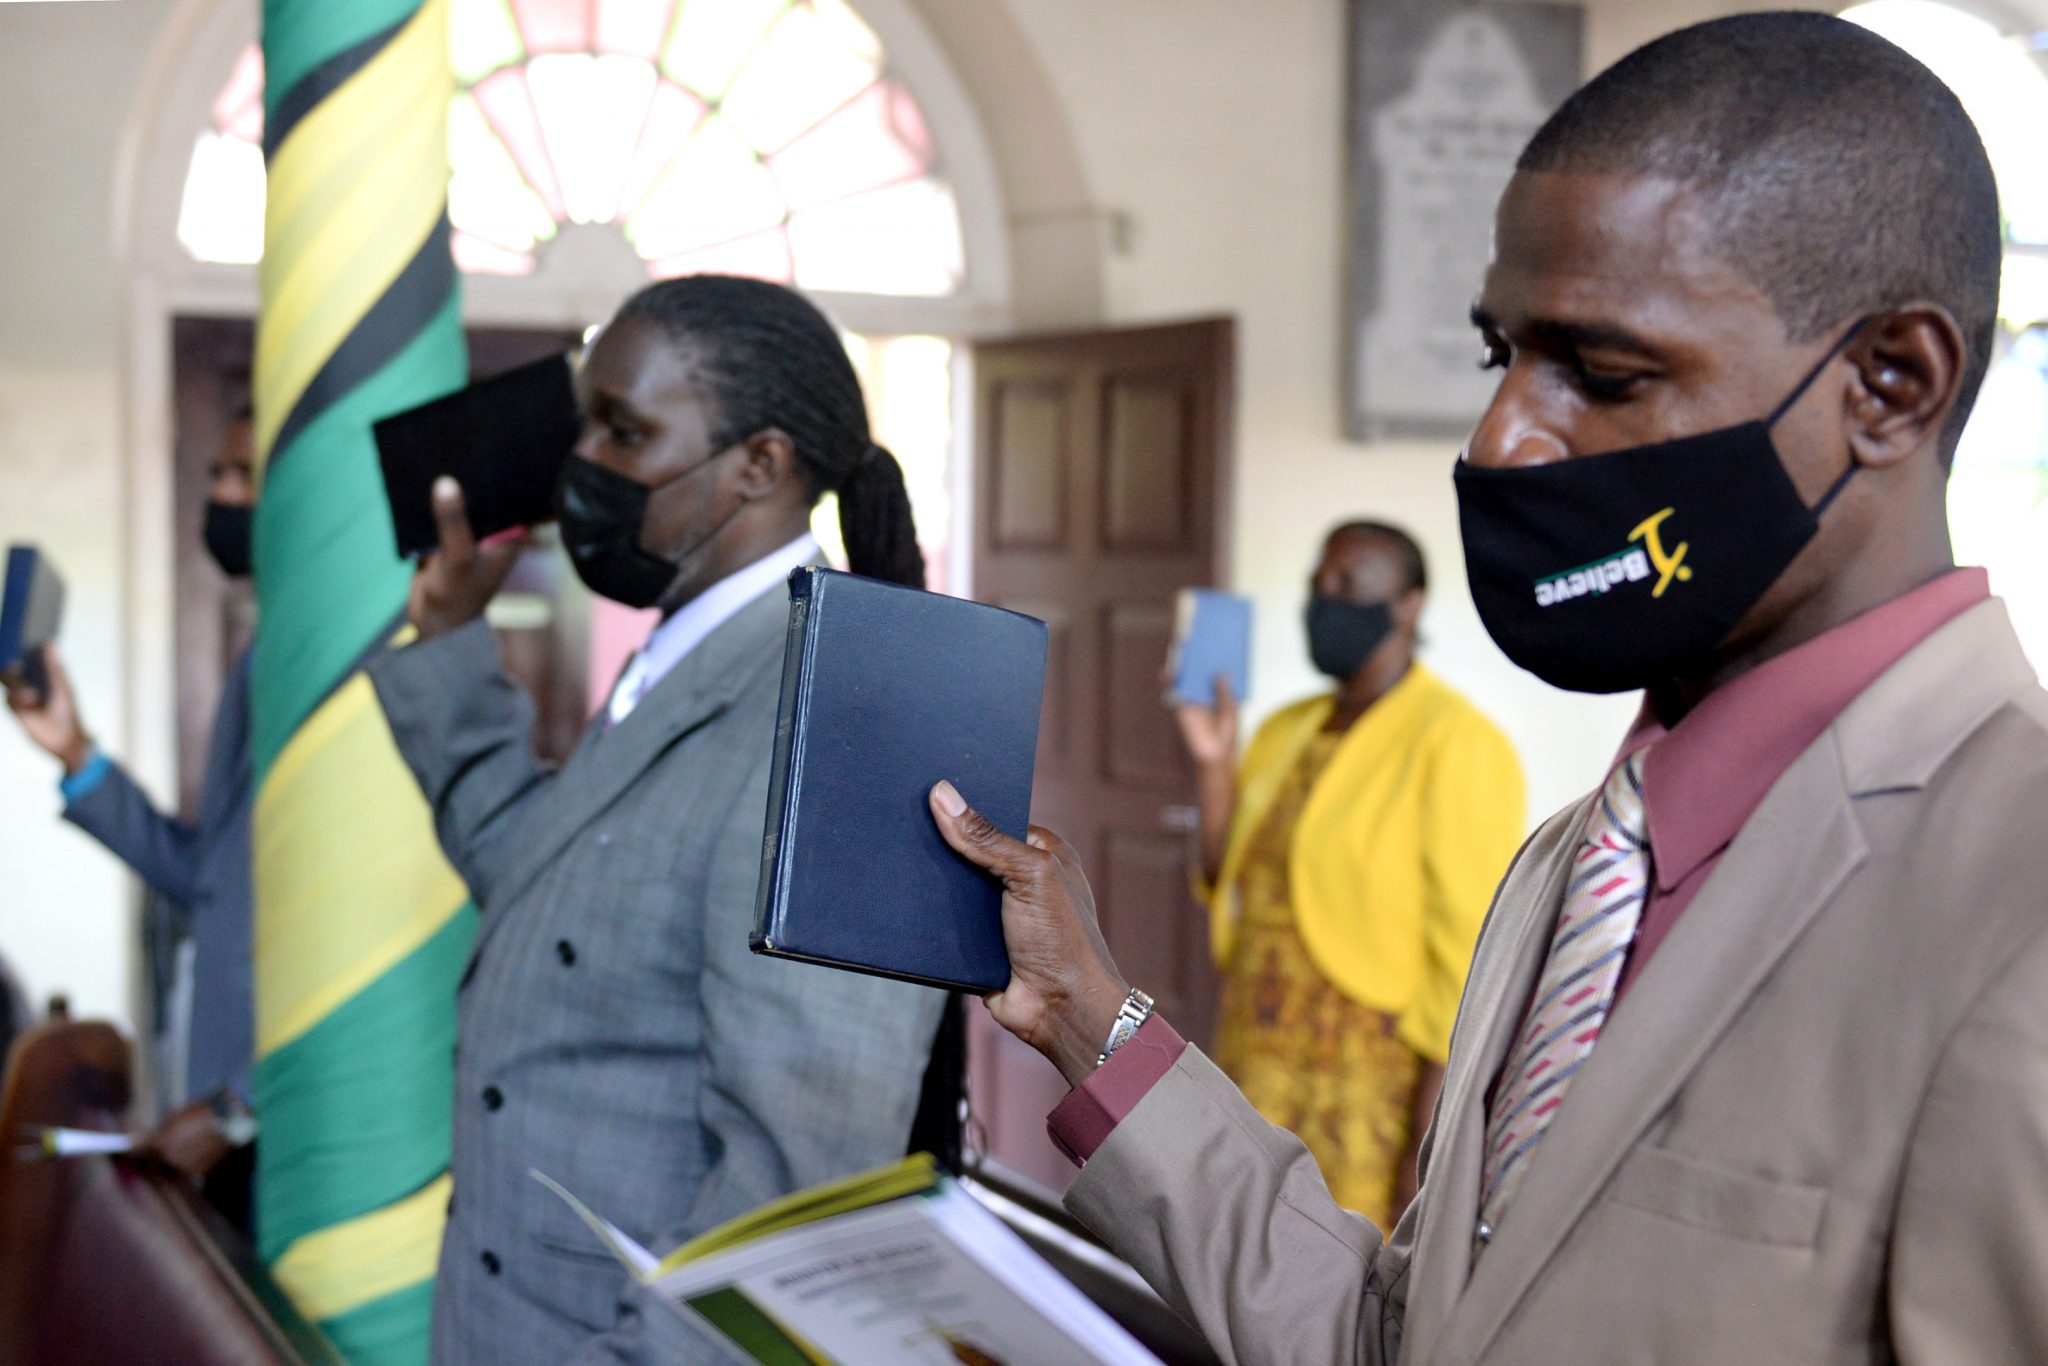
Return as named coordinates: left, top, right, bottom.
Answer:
left=965, top=319, right=1234, bottom=1189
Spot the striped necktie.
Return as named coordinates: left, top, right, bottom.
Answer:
left=1477, top=751, right=1651, bottom=1245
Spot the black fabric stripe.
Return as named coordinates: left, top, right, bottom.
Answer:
left=263, top=16, right=412, bottom=159
left=282, top=603, right=415, bottom=758
left=268, top=216, right=455, bottom=471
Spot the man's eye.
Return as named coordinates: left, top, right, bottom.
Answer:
left=1477, top=338, right=1510, bottom=372
left=609, top=424, right=643, bottom=446
left=1568, top=356, right=1644, bottom=402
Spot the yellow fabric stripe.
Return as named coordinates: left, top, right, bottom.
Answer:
left=253, top=0, right=452, bottom=465
left=271, top=1172, right=453, bottom=1323
left=254, top=673, right=469, bottom=1056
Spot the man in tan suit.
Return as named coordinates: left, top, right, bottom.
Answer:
left=928, top=14, right=2048, bottom=1364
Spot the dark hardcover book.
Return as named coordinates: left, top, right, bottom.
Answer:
left=752, top=567, right=1047, bottom=995
left=0, top=544, right=64, bottom=694
left=374, top=352, right=581, bottom=558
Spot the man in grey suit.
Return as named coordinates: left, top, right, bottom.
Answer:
left=370, top=277, right=946, bottom=1364
left=930, top=15, right=2048, bottom=1365
left=5, top=408, right=261, bottom=1220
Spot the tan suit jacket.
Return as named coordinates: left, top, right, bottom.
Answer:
left=1068, top=599, right=2048, bottom=1365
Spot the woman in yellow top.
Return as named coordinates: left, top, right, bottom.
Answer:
left=1176, top=521, right=1524, bottom=1228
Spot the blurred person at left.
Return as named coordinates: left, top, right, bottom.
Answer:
left=3, top=405, right=262, bottom=1227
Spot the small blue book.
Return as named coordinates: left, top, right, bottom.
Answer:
left=1167, top=588, right=1251, bottom=706
left=751, top=568, right=1047, bottom=995
left=0, top=544, right=64, bottom=695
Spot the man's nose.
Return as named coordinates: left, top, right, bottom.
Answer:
left=1465, top=379, right=1570, bottom=470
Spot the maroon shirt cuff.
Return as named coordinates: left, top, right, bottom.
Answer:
left=1045, top=1014, right=1187, bottom=1167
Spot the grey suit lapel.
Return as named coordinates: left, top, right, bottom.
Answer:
left=479, top=583, right=790, bottom=921
left=1399, top=800, right=1588, bottom=1363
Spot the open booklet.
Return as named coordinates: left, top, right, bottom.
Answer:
left=532, top=1155, right=1163, bottom=1365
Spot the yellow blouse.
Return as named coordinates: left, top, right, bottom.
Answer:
left=1204, top=665, right=1526, bottom=1063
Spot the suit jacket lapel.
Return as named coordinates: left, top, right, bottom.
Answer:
left=1429, top=735, right=1868, bottom=1366
left=477, top=583, right=790, bottom=930
left=1398, top=799, right=1588, bottom=1362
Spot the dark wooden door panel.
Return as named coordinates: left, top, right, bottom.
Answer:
left=969, top=318, right=1233, bottom=1188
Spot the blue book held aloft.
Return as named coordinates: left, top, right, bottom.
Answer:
left=1167, top=588, right=1252, bottom=706
left=0, top=544, right=64, bottom=695
left=751, top=567, right=1047, bottom=995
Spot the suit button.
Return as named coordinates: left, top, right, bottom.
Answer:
left=556, top=940, right=577, bottom=966
left=482, top=1085, right=503, bottom=1111
left=481, top=1250, right=501, bottom=1276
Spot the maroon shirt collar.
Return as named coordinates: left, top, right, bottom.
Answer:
left=1622, top=568, right=1991, bottom=894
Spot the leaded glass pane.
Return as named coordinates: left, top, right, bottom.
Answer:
left=510, top=0, right=592, bottom=54
left=527, top=53, right=659, bottom=223
left=662, top=0, right=789, bottom=101
left=597, top=0, right=678, bottom=60
left=719, top=5, right=880, bottom=154
left=770, top=80, right=928, bottom=214
left=450, top=0, right=525, bottom=85
left=183, top=0, right=968, bottom=296
left=472, top=67, right=569, bottom=221
left=617, top=80, right=706, bottom=220
left=625, top=115, right=786, bottom=259
left=448, top=91, right=558, bottom=251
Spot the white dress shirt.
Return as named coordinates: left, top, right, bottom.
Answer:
left=606, top=531, right=818, bottom=724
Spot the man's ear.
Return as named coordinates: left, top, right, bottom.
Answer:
left=733, top=428, right=800, bottom=500
left=1846, top=305, right=1967, bottom=470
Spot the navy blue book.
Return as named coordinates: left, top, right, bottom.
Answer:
left=1166, top=588, right=1252, bottom=706
left=752, top=568, right=1047, bottom=995
left=0, top=544, right=64, bottom=695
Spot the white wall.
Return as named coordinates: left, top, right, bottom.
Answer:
left=0, top=0, right=179, bottom=1024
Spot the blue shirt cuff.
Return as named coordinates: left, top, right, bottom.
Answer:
left=59, top=750, right=112, bottom=805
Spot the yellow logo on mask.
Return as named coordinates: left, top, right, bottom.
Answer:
left=1628, top=508, right=1693, bottom=598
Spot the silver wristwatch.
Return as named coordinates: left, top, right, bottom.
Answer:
left=1096, top=988, right=1156, bottom=1067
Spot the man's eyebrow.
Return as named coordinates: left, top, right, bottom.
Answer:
left=1529, top=318, right=1657, bottom=354
left=1469, top=304, right=1657, bottom=356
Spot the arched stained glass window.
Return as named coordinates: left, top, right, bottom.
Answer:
left=177, top=0, right=967, bottom=296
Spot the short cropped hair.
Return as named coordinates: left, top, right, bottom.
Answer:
left=1517, top=11, right=2001, bottom=457
left=1329, top=519, right=1427, bottom=595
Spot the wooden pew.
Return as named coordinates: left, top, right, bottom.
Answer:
left=0, top=1019, right=343, bottom=1366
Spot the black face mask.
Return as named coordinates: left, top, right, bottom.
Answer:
left=555, top=450, right=736, bottom=609
left=203, top=500, right=253, bottom=579
left=1306, top=594, right=1395, bottom=680
left=1454, top=321, right=1866, bottom=694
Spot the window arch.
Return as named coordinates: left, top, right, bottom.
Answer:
left=1842, top=0, right=2048, bottom=670
left=178, top=0, right=966, bottom=298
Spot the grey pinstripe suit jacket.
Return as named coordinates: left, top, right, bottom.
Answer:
left=370, top=582, right=945, bottom=1365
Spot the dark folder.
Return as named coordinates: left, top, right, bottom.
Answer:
left=374, top=353, right=581, bottom=558
left=752, top=568, right=1047, bottom=995
left=0, top=544, right=64, bottom=694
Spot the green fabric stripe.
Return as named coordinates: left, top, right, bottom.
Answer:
left=262, top=0, right=425, bottom=127
left=264, top=16, right=407, bottom=158
left=319, top=1277, right=437, bottom=1365
left=251, top=292, right=464, bottom=782
left=255, top=904, right=477, bottom=1262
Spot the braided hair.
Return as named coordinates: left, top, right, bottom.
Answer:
left=617, top=274, right=963, bottom=1167
left=615, top=275, right=925, bottom=589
